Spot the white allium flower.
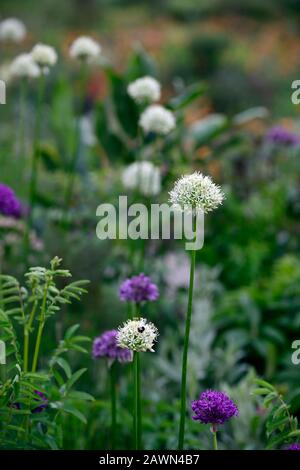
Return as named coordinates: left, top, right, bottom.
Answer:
left=31, top=43, right=57, bottom=68
left=10, top=53, right=40, bottom=79
left=128, top=76, right=161, bottom=104
left=169, top=172, right=225, bottom=214
left=122, top=161, right=161, bottom=196
left=117, top=318, right=159, bottom=352
left=139, top=105, right=176, bottom=135
left=0, top=18, right=26, bottom=42
left=69, top=36, right=101, bottom=62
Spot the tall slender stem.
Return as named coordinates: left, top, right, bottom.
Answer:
left=178, top=246, right=196, bottom=450
left=28, top=73, right=45, bottom=226
left=25, top=74, right=45, bottom=265
left=31, top=280, right=49, bottom=372
left=137, top=352, right=142, bottom=449
left=23, top=300, right=38, bottom=372
left=110, top=362, right=117, bottom=450
left=213, top=431, right=218, bottom=450
left=64, top=64, right=86, bottom=213
left=18, top=78, right=27, bottom=160
left=31, top=320, right=44, bottom=373
left=133, top=352, right=142, bottom=449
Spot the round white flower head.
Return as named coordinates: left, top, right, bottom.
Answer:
left=117, top=318, right=159, bottom=353
left=122, top=161, right=161, bottom=196
left=128, top=76, right=161, bottom=104
left=169, top=172, right=225, bottom=214
left=139, top=105, right=176, bottom=135
left=0, top=18, right=26, bottom=42
left=31, top=43, right=57, bottom=68
left=69, top=36, right=101, bottom=62
left=10, top=53, right=40, bottom=79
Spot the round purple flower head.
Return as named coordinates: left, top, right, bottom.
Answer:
left=191, top=390, right=238, bottom=426
left=31, top=390, right=48, bottom=414
left=266, top=126, right=300, bottom=147
left=0, top=183, right=22, bottom=218
left=119, top=273, right=159, bottom=303
left=92, top=330, right=133, bottom=363
left=286, top=443, right=300, bottom=451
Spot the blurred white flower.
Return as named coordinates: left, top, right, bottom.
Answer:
left=117, top=318, right=159, bottom=352
left=139, top=104, right=175, bottom=135
left=122, top=161, right=161, bottom=196
left=69, top=36, right=101, bottom=62
left=169, top=172, right=224, bottom=214
left=128, top=76, right=161, bottom=104
left=10, top=53, right=40, bottom=79
left=0, top=18, right=26, bottom=42
left=31, top=43, right=57, bottom=68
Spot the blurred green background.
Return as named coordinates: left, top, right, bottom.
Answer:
left=1, top=0, right=300, bottom=450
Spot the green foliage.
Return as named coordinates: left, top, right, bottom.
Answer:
left=253, top=379, right=299, bottom=449
left=0, top=258, right=92, bottom=449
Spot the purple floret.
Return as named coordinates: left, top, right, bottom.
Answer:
left=92, top=330, right=133, bottom=363
left=0, top=183, right=22, bottom=218
left=31, top=390, right=48, bottom=414
left=286, top=443, right=300, bottom=450
left=119, top=273, right=159, bottom=303
left=266, top=126, right=300, bottom=146
left=191, top=390, right=239, bottom=426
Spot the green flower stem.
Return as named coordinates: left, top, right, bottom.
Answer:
left=64, top=64, right=86, bottom=213
left=178, top=227, right=197, bottom=450
left=23, top=300, right=38, bottom=372
left=133, top=352, right=142, bottom=450
left=28, top=73, right=45, bottom=226
left=213, top=431, right=218, bottom=450
left=18, top=78, right=27, bottom=161
left=25, top=74, right=45, bottom=265
left=31, top=320, right=45, bottom=373
left=31, top=280, right=49, bottom=372
left=110, top=362, right=117, bottom=450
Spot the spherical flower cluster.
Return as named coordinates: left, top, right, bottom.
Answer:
left=169, top=172, right=224, bottom=214
left=0, top=18, right=26, bottom=42
left=10, top=53, right=40, bottom=79
left=117, top=318, right=159, bottom=353
left=119, top=273, right=159, bottom=303
left=266, top=126, right=300, bottom=146
left=286, top=443, right=300, bottom=451
left=31, top=43, right=57, bottom=69
left=128, top=76, right=161, bottom=104
left=139, top=105, right=175, bottom=135
left=0, top=183, right=22, bottom=218
left=32, top=390, right=48, bottom=414
left=122, top=161, right=161, bottom=196
left=92, top=330, right=133, bottom=363
left=69, top=36, right=101, bottom=62
left=191, top=390, right=238, bottom=426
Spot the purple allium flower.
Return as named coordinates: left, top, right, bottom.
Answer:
left=0, top=183, right=22, bottom=218
left=119, top=273, right=159, bottom=303
left=92, top=330, right=133, bottom=363
left=191, top=390, right=239, bottom=426
left=31, top=390, right=48, bottom=414
left=266, top=126, right=300, bottom=146
left=286, top=443, right=300, bottom=450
